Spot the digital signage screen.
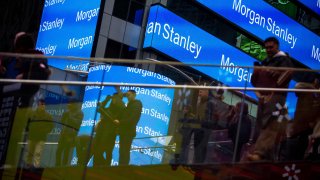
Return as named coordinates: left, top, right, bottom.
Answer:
left=143, top=5, right=297, bottom=117
left=195, top=0, right=320, bottom=70
left=143, top=5, right=257, bottom=90
left=74, top=65, right=175, bottom=166
left=297, top=0, right=320, bottom=16
left=36, top=0, right=101, bottom=71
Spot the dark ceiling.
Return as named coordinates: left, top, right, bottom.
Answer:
left=0, top=0, right=44, bottom=52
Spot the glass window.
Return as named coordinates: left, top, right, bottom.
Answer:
left=105, top=39, right=121, bottom=58
left=105, top=39, right=137, bottom=60
left=120, top=44, right=137, bottom=59
left=112, top=0, right=130, bottom=21
left=127, top=1, right=145, bottom=25
left=112, top=0, right=145, bottom=25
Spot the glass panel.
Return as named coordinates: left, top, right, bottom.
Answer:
left=112, top=0, right=130, bottom=21
left=0, top=53, right=319, bottom=179
left=127, top=1, right=144, bottom=25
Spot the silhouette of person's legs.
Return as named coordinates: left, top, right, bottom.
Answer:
left=193, top=129, right=209, bottom=163
left=119, top=135, right=134, bottom=165
left=56, top=137, right=74, bottom=166
left=93, top=127, right=117, bottom=166
left=180, top=128, right=193, bottom=163
left=25, top=140, right=37, bottom=166
left=104, top=133, right=117, bottom=166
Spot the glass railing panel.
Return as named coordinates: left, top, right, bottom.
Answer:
left=0, top=53, right=320, bottom=179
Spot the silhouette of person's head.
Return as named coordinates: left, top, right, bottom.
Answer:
left=38, top=99, right=46, bottom=110
left=125, top=90, right=137, bottom=102
left=14, top=32, right=35, bottom=52
left=264, top=37, right=280, bottom=59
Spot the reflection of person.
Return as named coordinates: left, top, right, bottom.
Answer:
left=4, top=32, right=50, bottom=166
left=176, top=104, right=196, bottom=164
left=75, top=135, right=93, bottom=166
left=282, top=78, right=320, bottom=161
left=211, top=88, right=226, bottom=129
left=25, top=99, right=53, bottom=168
left=194, top=88, right=216, bottom=164
left=93, top=92, right=126, bottom=166
left=227, top=102, right=251, bottom=162
left=118, top=90, right=142, bottom=165
left=306, top=117, right=320, bottom=161
left=56, top=99, right=83, bottom=166
left=2, top=32, right=50, bottom=106
left=249, top=37, right=293, bottom=161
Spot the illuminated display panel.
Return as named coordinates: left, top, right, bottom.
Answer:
left=143, top=5, right=257, bottom=89
left=76, top=65, right=175, bottom=166
left=196, top=0, right=320, bottom=70
left=143, top=5, right=297, bottom=118
left=36, top=0, right=101, bottom=71
left=297, top=0, right=320, bottom=15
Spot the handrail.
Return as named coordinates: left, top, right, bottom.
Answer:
left=0, top=80, right=319, bottom=93
left=145, top=58, right=199, bottom=85
left=1, top=52, right=320, bottom=72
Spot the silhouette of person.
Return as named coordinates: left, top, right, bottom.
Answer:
left=75, top=135, right=93, bottom=167
left=25, top=99, right=53, bottom=168
left=56, top=99, right=83, bottom=166
left=4, top=32, right=50, bottom=166
left=194, top=88, right=216, bottom=164
left=282, top=77, right=320, bottom=161
left=176, top=104, right=196, bottom=164
left=93, top=92, right=126, bottom=166
left=2, top=32, right=50, bottom=106
left=118, top=90, right=142, bottom=165
left=227, top=102, right=251, bottom=162
left=249, top=37, right=293, bottom=161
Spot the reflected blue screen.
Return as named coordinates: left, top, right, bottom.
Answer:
left=196, top=0, right=320, bottom=70
left=36, top=0, right=101, bottom=71
left=76, top=65, right=175, bottom=166
left=143, top=5, right=257, bottom=89
left=297, top=0, right=320, bottom=15
left=143, top=5, right=297, bottom=118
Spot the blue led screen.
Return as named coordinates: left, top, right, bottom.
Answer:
left=143, top=5, right=257, bottom=90
left=196, top=0, right=320, bottom=70
left=74, top=65, right=175, bottom=166
left=143, top=5, right=297, bottom=117
left=297, top=0, right=320, bottom=15
left=36, top=0, right=101, bottom=71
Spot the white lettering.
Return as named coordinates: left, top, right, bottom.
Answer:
left=233, top=0, right=297, bottom=49
left=220, top=54, right=252, bottom=83
left=66, top=63, right=89, bottom=72
left=76, top=8, right=100, bottom=22
left=85, top=82, right=104, bottom=91
left=40, top=18, right=64, bottom=32
left=312, top=45, right=320, bottom=62
left=44, top=0, right=66, bottom=7
left=81, top=100, right=97, bottom=110
left=146, top=22, right=202, bottom=59
left=144, top=126, right=163, bottom=137
left=68, top=36, right=93, bottom=49
left=80, top=119, right=96, bottom=127
left=89, top=64, right=112, bottom=73
left=37, top=44, right=57, bottom=56
left=126, top=67, right=175, bottom=85
left=130, top=144, right=162, bottom=161
left=150, top=109, right=169, bottom=125
left=151, top=89, right=171, bottom=106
